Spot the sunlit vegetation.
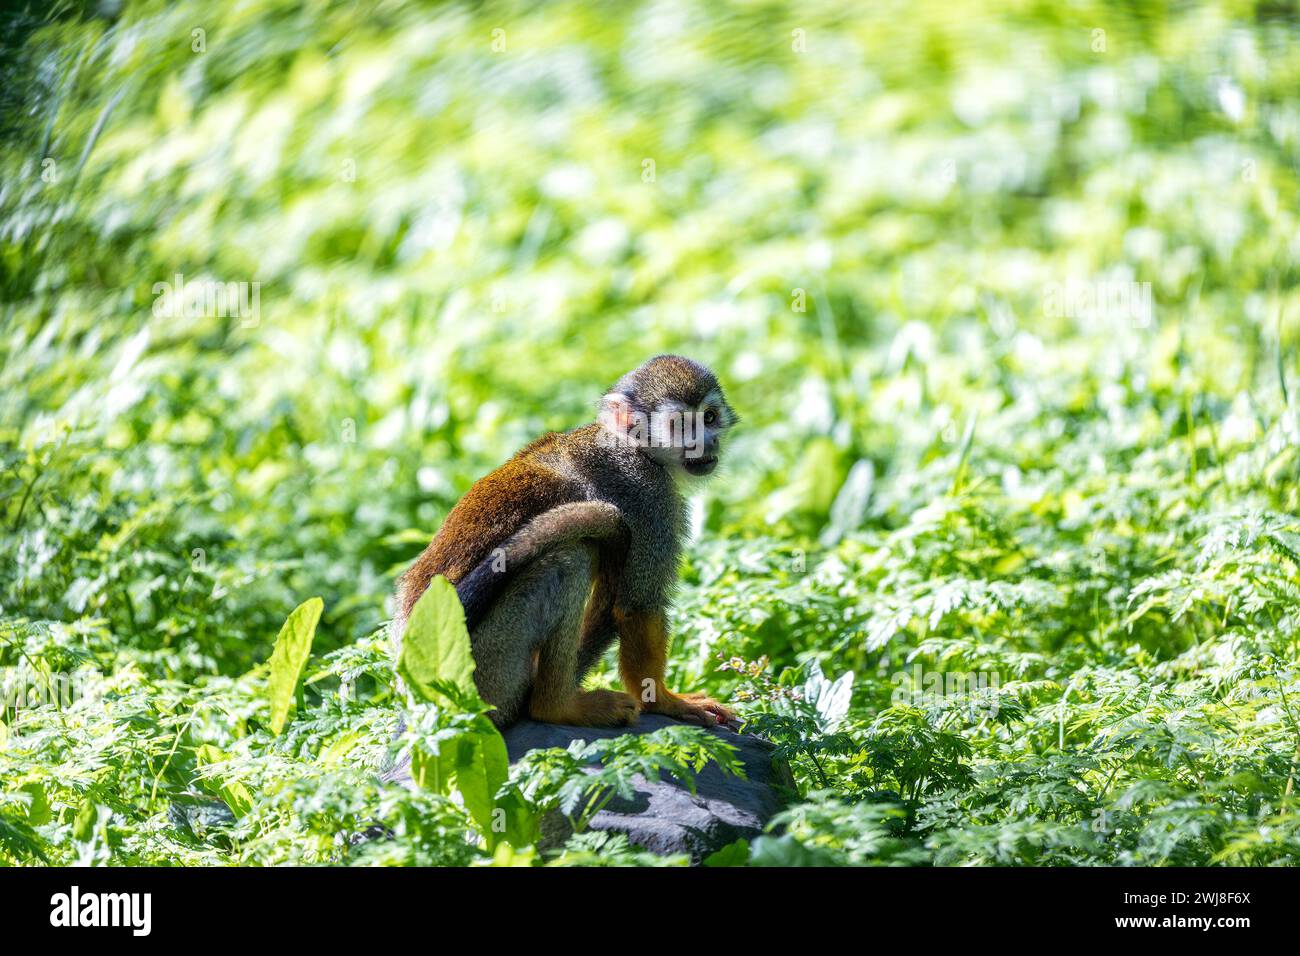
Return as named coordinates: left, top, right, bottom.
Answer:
left=3, top=0, right=1300, bottom=865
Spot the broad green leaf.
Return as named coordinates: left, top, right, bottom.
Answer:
left=319, top=729, right=363, bottom=767
left=21, top=782, right=52, bottom=825
left=494, top=789, right=541, bottom=850
left=72, top=798, right=98, bottom=842
left=490, top=842, right=536, bottom=867
left=398, top=576, right=477, bottom=705
left=266, top=596, right=323, bottom=734
left=762, top=436, right=846, bottom=525
left=821, top=458, right=874, bottom=546
left=454, top=718, right=511, bottom=846
left=195, top=744, right=255, bottom=816
left=747, top=834, right=838, bottom=866
left=410, top=741, right=452, bottom=793
left=702, top=838, right=750, bottom=867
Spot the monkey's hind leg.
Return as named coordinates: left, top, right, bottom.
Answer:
left=529, top=545, right=638, bottom=727
left=470, top=544, right=636, bottom=728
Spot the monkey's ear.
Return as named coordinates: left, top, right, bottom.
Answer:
left=598, top=392, right=636, bottom=436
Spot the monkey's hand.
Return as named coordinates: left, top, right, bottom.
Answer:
left=616, top=609, right=737, bottom=729
left=644, top=691, right=736, bottom=729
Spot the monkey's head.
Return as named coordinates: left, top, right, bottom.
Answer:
left=598, top=355, right=738, bottom=479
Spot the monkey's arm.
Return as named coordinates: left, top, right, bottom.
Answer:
left=615, top=607, right=735, bottom=728
left=396, top=453, right=623, bottom=631
left=455, top=501, right=625, bottom=630
left=398, top=463, right=552, bottom=622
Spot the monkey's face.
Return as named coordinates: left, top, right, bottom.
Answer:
left=671, top=386, right=736, bottom=478
left=599, top=357, right=737, bottom=480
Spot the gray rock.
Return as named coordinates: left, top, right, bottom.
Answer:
left=383, top=714, right=791, bottom=862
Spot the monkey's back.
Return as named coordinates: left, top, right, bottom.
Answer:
left=395, top=431, right=585, bottom=622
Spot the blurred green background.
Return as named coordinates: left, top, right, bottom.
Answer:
left=3, top=0, right=1300, bottom=865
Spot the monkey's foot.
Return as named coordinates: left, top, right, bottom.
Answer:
left=532, top=689, right=640, bottom=727
left=645, top=692, right=736, bottom=729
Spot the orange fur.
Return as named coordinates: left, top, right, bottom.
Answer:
left=616, top=607, right=735, bottom=727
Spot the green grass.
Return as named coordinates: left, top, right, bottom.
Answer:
left=3, top=0, right=1300, bottom=865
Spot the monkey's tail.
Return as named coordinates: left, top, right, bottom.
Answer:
left=454, top=501, right=627, bottom=632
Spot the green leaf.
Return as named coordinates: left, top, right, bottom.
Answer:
left=398, top=576, right=477, bottom=705
left=490, top=842, right=537, bottom=866
left=494, top=789, right=540, bottom=850
left=802, top=660, right=855, bottom=730
left=454, top=718, right=511, bottom=847
left=194, top=744, right=255, bottom=816
left=0, top=815, right=49, bottom=864
left=21, top=783, right=52, bottom=825
left=266, top=597, right=323, bottom=734
left=72, top=798, right=98, bottom=842
left=702, top=838, right=750, bottom=867
left=72, top=798, right=113, bottom=866
left=409, top=728, right=455, bottom=793
left=747, top=834, right=838, bottom=866
left=763, top=436, right=846, bottom=525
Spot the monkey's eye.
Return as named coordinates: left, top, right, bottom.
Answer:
left=703, top=409, right=718, bottom=427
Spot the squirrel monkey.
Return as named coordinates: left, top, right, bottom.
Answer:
left=393, top=355, right=737, bottom=729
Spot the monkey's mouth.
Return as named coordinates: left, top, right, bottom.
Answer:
left=683, top=456, right=718, bottom=476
